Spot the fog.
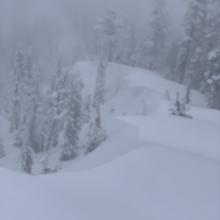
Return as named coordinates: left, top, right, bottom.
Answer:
left=0, top=2, right=219, bottom=218
left=0, top=0, right=189, bottom=98
left=0, top=0, right=188, bottom=34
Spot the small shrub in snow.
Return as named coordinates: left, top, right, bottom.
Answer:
left=169, top=92, right=192, bottom=119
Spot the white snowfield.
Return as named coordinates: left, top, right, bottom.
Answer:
left=120, top=104, right=220, bottom=161
left=0, top=62, right=220, bottom=220
left=1, top=146, right=220, bottom=220
left=76, top=62, right=205, bottom=115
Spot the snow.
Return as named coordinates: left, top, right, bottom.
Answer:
left=0, top=145, right=220, bottom=220
left=120, top=103, right=220, bottom=161
left=0, top=62, right=219, bottom=220
left=74, top=61, right=205, bottom=116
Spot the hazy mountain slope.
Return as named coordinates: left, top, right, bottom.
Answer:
left=0, top=62, right=219, bottom=220
left=0, top=61, right=206, bottom=171
left=75, top=61, right=205, bottom=116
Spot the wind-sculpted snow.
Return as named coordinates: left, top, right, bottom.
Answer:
left=74, top=62, right=205, bottom=116
left=0, top=144, right=220, bottom=220
left=120, top=104, right=220, bottom=161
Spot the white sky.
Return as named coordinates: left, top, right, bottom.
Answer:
left=0, top=0, right=189, bottom=35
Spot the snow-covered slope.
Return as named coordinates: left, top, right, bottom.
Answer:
left=75, top=61, right=205, bottom=115
left=1, top=144, right=220, bottom=220
left=0, top=61, right=206, bottom=170
left=121, top=103, right=220, bottom=161
left=0, top=62, right=219, bottom=220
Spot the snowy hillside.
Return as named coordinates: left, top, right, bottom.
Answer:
left=75, top=61, right=205, bottom=116
left=1, top=0, right=220, bottom=219
left=1, top=133, right=220, bottom=220
left=0, top=62, right=220, bottom=220
left=0, top=62, right=207, bottom=171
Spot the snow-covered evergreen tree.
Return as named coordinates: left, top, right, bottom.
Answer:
left=25, top=57, right=42, bottom=153
left=10, top=51, right=43, bottom=174
left=14, top=115, right=26, bottom=148
left=185, top=85, right=192, bottom=104
left=93, top=12, right=117, bottom=136
left=44, top=60, right=68, bottom=152
left=10, top=51, right=26, bottom=133
left=203, top=49, right=220, bottom=109
left=146, top=0, right=169, bottom=71
left=170, top=92, right=192, bottom=118
left=119, top=23, right=138, bottom=66
left=82, top=95, right=92, bottom=124
left=198, top=0, right=220, bottom=108
left=166, top=38, right=179, bottom=80
left=107, top=21, right=138, bottom=66
left=94, top=60, right=107, bottom=110
left=21, top=146, right=33, bottom=174
left=175, top=37, right=192, bottom=84
left=85, top=104, right=107, bottom=154
left=94, top=10, right=121, bottom=106
left=136, top=31, right=148, bottom=69
left=12, top=51, right=29, bottom=150
left=39, top=95, right=55, bottom=152
left=176, top=0, right=210, bottom=88
left=206, top=0, right=220, bottom=51
left=18, top=108, right=34, bottom=174
left=85, top=118, right=106, bottom=154
left=97, top=10, right=121, bottom=62
left=60, top=70, right=83, bottom=161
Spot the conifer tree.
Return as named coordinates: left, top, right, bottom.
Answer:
left=83, top=95, right=92, bottom=124
left=11, top=52, right=42, bottom=173
left=175, top=38, right=192, bottom=84
left=116, top=23, right=137, bottom=66
left=200, top=0, right=220, bottom=109
left=25, top=56, right=42, bottom=153
left=185, top=85, right=192, bottom=104
left=175, top=0, right=210, bottom=88
left=147, top=0, right=169, bottom=71
left=18, top=112, right=34, bottom=174
left=45, top=60, right=68, bottom=151
left=11, top=51, right=26, bottom=133
left=203, top=49, right=220, bottom=109
left=95, top=10, right=121, bottom=106
left=85, top=106, right=107, bottom=154
left=12, top=51, right=29, bottom=151
left=21, top=146, right=33, bottom=174
left=61, top=71, right=83, bottom=161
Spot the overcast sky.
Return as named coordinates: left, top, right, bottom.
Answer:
left=0, top=0, right=189, bottom=36
left=0, top=0, right=190, bottom=99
